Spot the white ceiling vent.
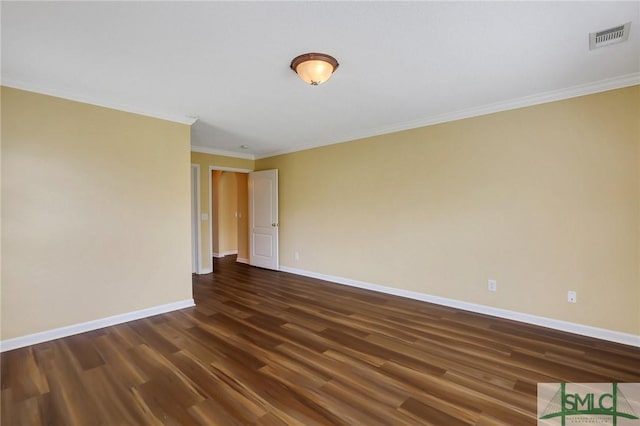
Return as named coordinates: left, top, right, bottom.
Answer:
left=589, top=22, right=631, bottom=50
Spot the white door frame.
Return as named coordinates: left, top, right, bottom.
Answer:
left=191, top=164, right=201, bottom=274
left=208, top=166, right=253, bottom=271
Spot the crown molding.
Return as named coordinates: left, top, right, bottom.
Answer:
left=191, top=144, right=255, bottom=160
left=1, top=79, right=199, bottom=125
left=5, top=72, right=637, bottom=160
left=255, top=73, right=640, bottom=160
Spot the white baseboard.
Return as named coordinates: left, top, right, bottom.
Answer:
left=236, top=257, right=249, bottom=264
left=279, top=266, right=640, bottom=348
left=197, top=267, right=213, bottom=274
left=213, top=250, right=238, bottom=258
left=0, top=299, right=195, bottom=352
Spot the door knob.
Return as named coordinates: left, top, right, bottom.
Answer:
left=272, top=223, right=278, bottom=227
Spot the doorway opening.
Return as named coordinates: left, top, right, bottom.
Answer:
left=193, top=165, right=278, bottom=274
left=211, top=170, right=249, bottom=265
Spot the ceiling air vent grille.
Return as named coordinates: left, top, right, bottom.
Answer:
left=590, top=22, right=631, bottom=50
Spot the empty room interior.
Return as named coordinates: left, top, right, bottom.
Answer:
left=1, top=2, right=639, bottom=425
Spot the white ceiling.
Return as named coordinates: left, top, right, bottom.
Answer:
left=2, top=1, right=639, bottom=159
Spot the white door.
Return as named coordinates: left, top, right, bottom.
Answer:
left=249, top=169, right=279, bottom=270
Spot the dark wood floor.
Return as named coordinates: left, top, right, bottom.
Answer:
left=2, top=257, right=639, bottom=425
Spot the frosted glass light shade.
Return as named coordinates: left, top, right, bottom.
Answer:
left=290, top=53, right=339, bottom=85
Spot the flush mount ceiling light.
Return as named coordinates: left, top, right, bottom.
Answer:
left=290, top=53, right=339, bottom=85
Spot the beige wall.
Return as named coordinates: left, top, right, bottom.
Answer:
left=211, top=170, right=222, bottom=255
left=236, top=173, right=249, bottom=262
left=213, top=171, right=239, bottom=255
left=190, top=152, right=253, bottom=271
left=219, top=172, right=238, bottom=254
left=1, top=87, right=193, bottom=340
left=257, top=86, right=640, bottom=335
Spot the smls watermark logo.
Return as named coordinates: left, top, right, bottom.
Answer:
left=538, top=383, right=640, bottom=425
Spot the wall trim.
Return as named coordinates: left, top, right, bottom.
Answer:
left=256, top=73, right=640, bottom=160
left=279, top=266, right=640, bottom=348
left=0, top=299, right=196, bottom=352
left=192, top=145, right=255, bottom=160
left=206, top=166, right=253, bottom=173
left=2, top=80, right=198, bottom=125
left=213, top=250, right=238, bottom=258
left=8, top=75, right=637, bottom=160
left=197, top=267, right=213, bottom=274
left=236, top=257, right=249, bottom=264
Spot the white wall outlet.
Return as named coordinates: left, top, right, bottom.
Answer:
left=200, top=213, right=208, bottom=221
left=568, top=291, right=577, bottom=303
left=294, top=251, right=300, bottom=261
left=488, top=279, right=497, bottom=292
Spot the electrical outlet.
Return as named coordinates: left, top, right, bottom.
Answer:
left=568, top=291, right=577, bottom=303
left=294, top=251, right=300, bottom=261
left=488, top=279, right=497, bottom=292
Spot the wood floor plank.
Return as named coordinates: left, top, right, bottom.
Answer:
left=63, top=333, right=106, bottom=371
left=172, top=351, right=267, bottom=424
left=32, top=341, right=102, bottom=425
left=78, top=365, right=151, bottom=425
left=2, top=255, right=639, bottom=425
left=0, top=348, right=49, bottom=403
left=400, top=397, right=474, bottom=426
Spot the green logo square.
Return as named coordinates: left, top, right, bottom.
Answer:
left=538, top=383, right=640, bottom=425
